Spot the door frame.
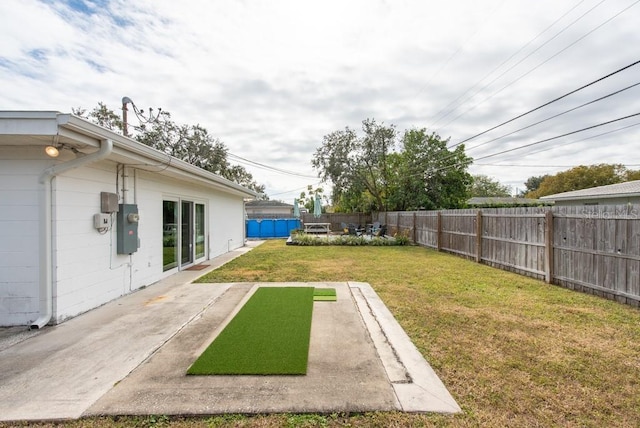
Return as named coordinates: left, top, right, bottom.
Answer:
left=163, top=197, right=208, bottom=272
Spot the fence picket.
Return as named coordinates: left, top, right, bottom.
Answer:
left=371, top=205, right=640, bottom=307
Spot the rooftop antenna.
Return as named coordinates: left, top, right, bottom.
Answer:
left=121, top=96, right=162, bottom=137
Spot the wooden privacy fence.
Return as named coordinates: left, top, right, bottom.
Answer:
left=374, top=205, right=640, bottom=307
left=300, top=213, right=372, bottom=233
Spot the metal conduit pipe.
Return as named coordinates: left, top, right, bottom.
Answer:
left=31, top=138, right=113, bottom=329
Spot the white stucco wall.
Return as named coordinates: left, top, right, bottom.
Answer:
left=210, top=190, right=247, bottom=256
left=1, top=151, right=248, bottom=326
left=0, top=149, right=48, bottom=325
left=52, top=161, right=132, bottom=322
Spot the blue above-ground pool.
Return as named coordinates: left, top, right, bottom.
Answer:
left=246, top=218, right=301, bottom=239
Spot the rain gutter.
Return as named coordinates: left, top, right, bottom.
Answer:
left=31, top=138, right=113, bottom=329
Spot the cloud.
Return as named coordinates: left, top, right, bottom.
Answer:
left=1, top=0, right=639, bottom=200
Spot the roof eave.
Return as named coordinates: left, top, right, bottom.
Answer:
left=0, top=111, right=258, bottom=198
left=60, top=113, right=257, bottom=198
left=541, top=192, right=640, bottom=201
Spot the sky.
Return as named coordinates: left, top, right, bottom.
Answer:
left=1, top=0, right=639, bottom=202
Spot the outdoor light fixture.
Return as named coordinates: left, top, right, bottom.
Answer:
left=46, top=135, right=60, bottom=158
left=45, top=145, right=59, bottom=157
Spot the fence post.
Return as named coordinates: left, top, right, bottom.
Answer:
left=545, top=210, right=554, bottom=284
left=476, top=210, right=483, bottom=263
left=436, top=211, right=442, bottom=251
left=412, top=211, right=417, bottom=242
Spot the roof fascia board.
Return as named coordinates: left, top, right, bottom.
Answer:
left=0, top=112, right=60, bottom=136
left=0, top=111, right=257, bottom=198
left=59, top=114, right=257, bottom=198
left=542, top=193, right=640, bottom=201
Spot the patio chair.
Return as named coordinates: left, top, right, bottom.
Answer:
left=373, top=224, right=387, bottom=237
left=347, top=224, right=362, bottom=236
left=368, top=221, right=381, bottom=236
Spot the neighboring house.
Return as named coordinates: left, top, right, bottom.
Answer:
left=467, top=197, right=548, bottom=208
left=540, top=181, right=640, bottom=206
left=0, top=111, right=256, bottom=327
left=245, top=200, right=294, bottom=218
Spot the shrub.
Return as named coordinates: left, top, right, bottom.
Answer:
left=394, top=233, right=410, bottom=246
left=289, top=233, right=408, bottom=246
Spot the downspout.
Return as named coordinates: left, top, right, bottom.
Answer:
left=31, top=138, right=113, bottom=329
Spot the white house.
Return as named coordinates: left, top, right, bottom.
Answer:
left=540, top=180, right=640, bottom=206
left=0, top=111, right=256, bottom=328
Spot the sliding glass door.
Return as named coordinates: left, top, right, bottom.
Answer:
left=163, top=199, right=206, bottom=272
left=181, top=201, right=194, bottom=266
left=195, top=203, right=205, bottom=259
left=162, top=200, right=179, bottom=272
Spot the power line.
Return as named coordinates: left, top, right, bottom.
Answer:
left=396, top=119, right=640, bottom=183
left=423, top=63, right=640, bottom=173
left=448, top=58, right=640, bottom=149
left=441, top=0, right=640, bottom=136
left=476, top=163, right=640, bottom=168
left=473, top=112, right=640, bottom=162
left=428, top=0, right=589, bottom=128
left=463, top=81, right=640, bottom=154
left=488, top=121, right=640, bottom=161
left=413, top=0, right=507, bottom=102
left=268, top=182, right=324, bottom=197
left=227, top=152, right=318, bottom=179
left=409, top=115, right=640, bottom=180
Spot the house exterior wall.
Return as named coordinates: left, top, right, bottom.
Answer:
left=134, top=170, right=246, bottom=260
left=210, top=191, right=246, bottom=256
left=1, top=150, right=248, bottom=326
left=52, top=161, right=133, bottom=322
left=0, top=148, right=48, bottom=325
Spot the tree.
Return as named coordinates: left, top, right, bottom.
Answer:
left=312, top=118, right=396, bottom=212
left=135, top=116, right=227, bottom=172
left=298, top=185, right=326, bottom=212
left=526, top=164, right=627, bottom=198
left=625, top=169, right=640, bottom=181
left=386, top=129, right=473, bottom=211
left=521, top=175, right=549, bottom=196
left=313, top=121, right=473, bottom=213
left=74, top=103, right=266, bottom=196
left=470, top=174, right=511, bottom=197
left=73, top=102, right=123, bottom=132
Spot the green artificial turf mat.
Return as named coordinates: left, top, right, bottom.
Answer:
left=313, top=288, right=337, bottom=301
left=187, top=287, right=315, bottom=375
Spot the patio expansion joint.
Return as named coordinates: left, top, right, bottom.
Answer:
left=348, top=281, right=462, bottom=414
left=349, top=285, right=411, bottom=385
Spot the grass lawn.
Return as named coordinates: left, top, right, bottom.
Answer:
left=13, top=240, right=640, bottom=428
left=187, top=287, right=314, bottom=375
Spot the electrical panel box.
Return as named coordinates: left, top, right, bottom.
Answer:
left=100, top=192, right=119, bottom=213
left=93, top=213, right=111, bottom=229
left=117, top=204, right=139, bottom=254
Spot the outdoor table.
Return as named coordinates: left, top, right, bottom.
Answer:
left=304, top=222, right=331, bottom=234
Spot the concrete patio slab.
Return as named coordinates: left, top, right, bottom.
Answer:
left=0, top=241, right=460, bottom=422
left=85, top=282, right=401, bottom=415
